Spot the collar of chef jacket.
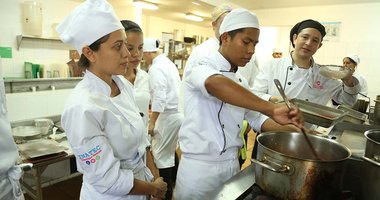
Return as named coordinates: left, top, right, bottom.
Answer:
left=214, top=51, right=234, bottom=72
left=284, top=53, right=318, bottom=89
left=84, top=70, right=125, bottom=97
left=84, top=70, right=145, bottom=128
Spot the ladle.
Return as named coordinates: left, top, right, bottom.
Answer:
left=273, top=79, right=322, bottom=160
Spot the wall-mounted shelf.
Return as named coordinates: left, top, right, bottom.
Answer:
left=16, top=35, right=70, bottom=50
left=4, top=77, right=82, bottom=93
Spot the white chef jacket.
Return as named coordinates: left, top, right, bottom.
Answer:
left=180, top=37, right=220, bottom=112
left=120, top=68, right=150, bottom=126
left=0, top=67, right=24, bottom=200
left=148, top=54, right=183, bottom=168
left=237, top=54, right=260, bottom=87
left=179, top=51, right=267, bottom=158
left=252, top=54, right=360, bottom=106
left=353, top=72, right=368, bottom=96
left=175, top=51, right=268, bottom=199
left=184, top=37, right=219, bottom=75
left=61, top=70, right=152, bottom=200
left=182, top=37, right=259, bottom=105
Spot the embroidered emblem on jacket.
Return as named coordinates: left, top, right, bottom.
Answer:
left=78, top=145, right=102, bottom=165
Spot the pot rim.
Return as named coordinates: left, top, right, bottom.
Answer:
left=364, top=129, right=380, bottom=145
left=257, top=131, right=352, bottom=162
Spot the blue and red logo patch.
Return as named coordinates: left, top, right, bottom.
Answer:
left=78, top=145, right=102, bottom=165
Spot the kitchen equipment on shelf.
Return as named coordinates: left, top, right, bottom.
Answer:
left=291, top=98, right=347, bottom=127
left=22, top=1, right=43, bottom=37
left=67, top=59, right=84, bottom=77
left=319, top=64, right=352, bottom=80
left=34, top=118, right=53, bottom=135
left=12, top=126, right=41, bottom=138
left=251, top=131, right=351, bottom=200
left=373, top=95, right=380, bottom=124
left=24, top=62, right=40, bottom=78
left=337, top=105, right=368, bottom=124
left=352, top=98, right=370, bottom=114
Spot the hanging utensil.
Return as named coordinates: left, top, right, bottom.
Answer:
left=273, top=79, right=322, bottom=160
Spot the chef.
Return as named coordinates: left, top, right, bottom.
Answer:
left=143, top=38, right=183, bottom=200
left=57, top=0, right=166, bottom=199
left=174, top=9, right=303, bottom=200
left=343, top=54, right=368, bottom=96
left=120, top=20, right=151, bottom=128
left=184, top=4, right=259, bottom=88
left=253, top=19, right=360, bottom=106
left=0, top=61, right=24, bottom=200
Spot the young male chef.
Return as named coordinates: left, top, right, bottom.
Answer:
left=252, top=19, right=360, bottom=106
left=174, top=9, right=304, bottom=200
left=0, top=63, right=24, bottom=200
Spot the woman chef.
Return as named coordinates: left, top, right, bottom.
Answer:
left=175, top=9, right=304, bottom=200
left=120, top=20, right=151, bottom=127
left=57, top=0, right=166, bottom=199
left=343, top=54, right=368, bottom=96
left=0, top=60, right=24, bottom=200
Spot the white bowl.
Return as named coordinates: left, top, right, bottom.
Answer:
left=319, top=65, right=351, bottom=80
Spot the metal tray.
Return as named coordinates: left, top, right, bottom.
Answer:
left=18, top=139, right=66, bottom=159
left=337, top=105, right=368, bottom=124
left=291, top=99, right=348, bottom=128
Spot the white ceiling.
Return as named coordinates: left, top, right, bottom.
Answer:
left=116, top=0, right=380, bottom=27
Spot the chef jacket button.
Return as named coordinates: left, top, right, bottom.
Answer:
left=239, top=78, right=242, bottom=82
left=287, top=82, right=291, bottom=85
left=305, top=99, right=309, bottom=101
left=290, top=67, right=293, bottom=70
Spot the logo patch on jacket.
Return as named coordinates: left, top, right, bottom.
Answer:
left=313, top=80, right=323, bottom=89
left=77, top=145, right=102, bottom=165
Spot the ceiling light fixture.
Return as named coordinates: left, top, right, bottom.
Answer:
left=185, top=13, right=203, bottom=22
left=191, top=1, right=200, bottom=6
left=133, top=0, right=159, bottom=10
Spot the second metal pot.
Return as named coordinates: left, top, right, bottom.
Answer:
left=363, top=129, right=380, bottom=165
left=252, top=132, right=351, bottom=200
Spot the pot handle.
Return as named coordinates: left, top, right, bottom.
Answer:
left=251, top=158, right=290, bottom=173
left=361, top=156, right=380, bottom=167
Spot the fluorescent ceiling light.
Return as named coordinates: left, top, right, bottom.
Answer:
left=192, top=1, right=200, bottom=6
left=185, top=13, right=203, bottom=22
left=133, top=0, right=159, bottom=10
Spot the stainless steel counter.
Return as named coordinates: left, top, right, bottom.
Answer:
left=205, top=164, right=255, bottom=200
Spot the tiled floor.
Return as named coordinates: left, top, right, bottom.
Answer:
left=24, top=175, right=82, bottom=200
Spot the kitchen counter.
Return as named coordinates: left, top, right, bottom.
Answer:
left=205, top=164, right=255, bottom=200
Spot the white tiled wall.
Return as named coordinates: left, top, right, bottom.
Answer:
left=6, top=89, right=72, bottom=122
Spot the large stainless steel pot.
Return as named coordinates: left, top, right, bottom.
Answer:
left=251, top=132, right=351, bottom=200
left=363, top=129, right=380, bottom=164
left=361, top=129, right=380, bottom=200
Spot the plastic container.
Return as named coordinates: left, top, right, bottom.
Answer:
left=24, top=62, right=33, bottom=79
left=22, top=1, right=43, bottom=36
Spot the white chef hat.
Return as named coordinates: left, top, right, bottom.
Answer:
left=346, top=54, right=360, bottom=64
left=219, top=8, right=259, bottom=37
left=143, top=38, right=160, bottom=52
left=211, top=4, right=233, bottom=22
left=56, top=0, right=123, bottom=55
